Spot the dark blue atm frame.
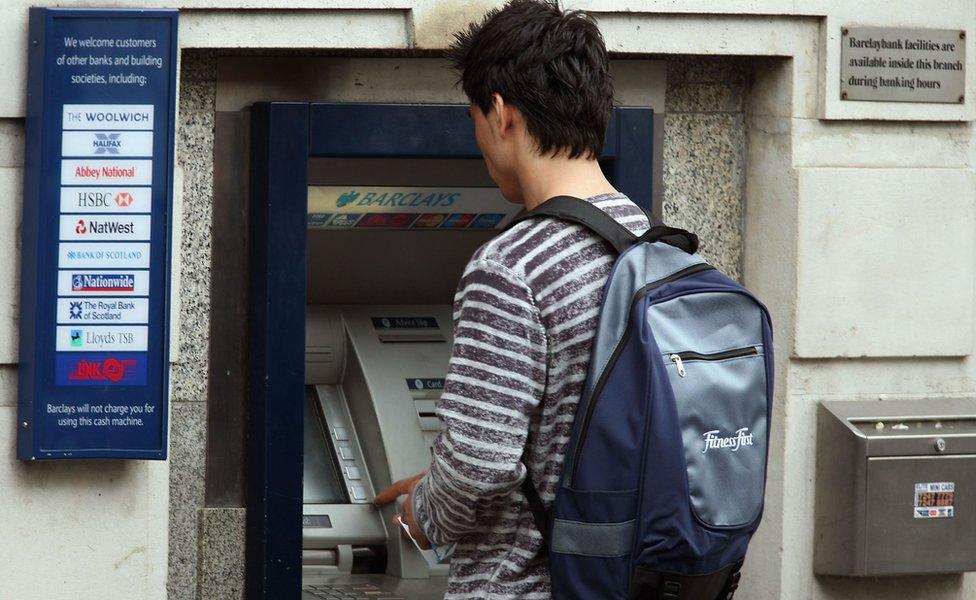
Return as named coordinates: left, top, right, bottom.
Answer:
left=247, top=102, right=654, bottom=599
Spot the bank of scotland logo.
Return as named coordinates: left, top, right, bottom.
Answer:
left=336, top=191, right=360, bottom=207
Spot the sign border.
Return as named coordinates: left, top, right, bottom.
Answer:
left=18, top=8, right=178, bottom=460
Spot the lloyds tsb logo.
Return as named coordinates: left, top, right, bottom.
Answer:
left=701, top=427, right=754, bottom=454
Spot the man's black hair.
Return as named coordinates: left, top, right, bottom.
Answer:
left=446, top=0, right=614, bottom=160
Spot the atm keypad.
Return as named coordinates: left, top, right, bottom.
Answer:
left=303, top=583, right=405, bottom=599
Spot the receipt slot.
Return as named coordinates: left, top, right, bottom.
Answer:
left=814, top=398, right=976, bottom=576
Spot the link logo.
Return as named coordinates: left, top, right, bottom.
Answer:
left=56, top=353, right=148, bottom=386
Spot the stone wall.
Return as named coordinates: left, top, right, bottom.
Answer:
left=662, top=56, right=751, bottom=280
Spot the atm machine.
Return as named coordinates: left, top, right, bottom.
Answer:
left=246, top=101, right=654, bottom=600
left=298, top=145, right=524, bottom=599
left=301, top=305, right=454, bottom=599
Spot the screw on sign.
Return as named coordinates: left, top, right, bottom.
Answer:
left=75, top=219, right=87, bottom=234
left=114, top=192, right=133, bottom=207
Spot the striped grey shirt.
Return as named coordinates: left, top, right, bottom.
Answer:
left=412, top=193, right=650, bottom=599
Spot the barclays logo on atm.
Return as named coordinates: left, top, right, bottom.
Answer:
left=336, top=191, right=360, bottom=207
left=334, top=189, right=459, bottom=208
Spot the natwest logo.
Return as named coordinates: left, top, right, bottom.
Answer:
left=73, top=218, right=135, bottom=235
left=68, top=357, right=137, bottom=382
left=702, top=427, right=755, bottom=454
left=71, top=273, right=135, bottom=292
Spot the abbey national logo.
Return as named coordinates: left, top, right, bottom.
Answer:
left=702, top=427, right=754, bottom=454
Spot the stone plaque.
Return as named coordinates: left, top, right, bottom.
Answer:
left=840, top=26, right=966, bottom=103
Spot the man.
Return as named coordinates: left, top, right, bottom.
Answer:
left=374, top=1, right=649, bottom=597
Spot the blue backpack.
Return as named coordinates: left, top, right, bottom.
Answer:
left=514, top=197, right=774, bottom=600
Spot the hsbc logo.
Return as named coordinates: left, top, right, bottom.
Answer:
left=69, top=189, right=144, bottom=210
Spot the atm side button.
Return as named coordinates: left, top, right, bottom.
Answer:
left=332, top=427, right=349, bottom=441
left=345, top=466, right=362, bottom=480
left=338, top=446, right=355, bottom=460
left=350, top=485, right=367, bottom=500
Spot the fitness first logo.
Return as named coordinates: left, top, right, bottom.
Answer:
left=702, top=427, right=754, bottom=454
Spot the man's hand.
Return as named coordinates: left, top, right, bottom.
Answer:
left=374, top=471, right=431, bottom=550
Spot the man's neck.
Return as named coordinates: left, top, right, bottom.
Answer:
left=516, top=154, right=618, bottom=211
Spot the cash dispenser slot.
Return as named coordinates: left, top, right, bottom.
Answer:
left=378, top=334, right=446, bottom=344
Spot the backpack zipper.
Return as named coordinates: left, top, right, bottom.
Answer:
left=569, top=262, right=715, bottom=485
left=668, top=346, right=758, bottom=378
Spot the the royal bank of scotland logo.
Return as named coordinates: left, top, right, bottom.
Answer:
left=93, top=133, right=122, bottom=154
left=336, top=191, right=360, bottom=207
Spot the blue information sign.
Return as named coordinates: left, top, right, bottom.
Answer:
left=18, top=9, right=178, bottom=459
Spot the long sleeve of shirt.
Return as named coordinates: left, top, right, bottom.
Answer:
left=412, top=258, right=548, bottom=546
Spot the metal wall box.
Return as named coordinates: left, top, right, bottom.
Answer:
left=815, top=399, right=976, bottom=576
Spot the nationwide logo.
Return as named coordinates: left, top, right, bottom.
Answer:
left=67, top=357, right=137, bottom=382
left=93, top=133, right=122, bottom=154
left=71, top=273, right=136, bottom=292
left=73, top=218, right=135, bottom=235
left=114, top=192, right=134, bottom=207
left=702, top=427, right=754, bottom=454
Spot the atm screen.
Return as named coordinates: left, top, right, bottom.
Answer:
left=303, top=386, right=349, bottom=504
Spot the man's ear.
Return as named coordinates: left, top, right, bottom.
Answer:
left=490, top=92, right=515, bottom=138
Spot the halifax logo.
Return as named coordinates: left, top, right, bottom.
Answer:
left=93, top=133, right=122, bottom=154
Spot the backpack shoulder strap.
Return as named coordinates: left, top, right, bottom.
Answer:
left=508, top=195, right=640, bottom=254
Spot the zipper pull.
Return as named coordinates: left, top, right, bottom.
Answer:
left=669, top=354, right=686, bottom=377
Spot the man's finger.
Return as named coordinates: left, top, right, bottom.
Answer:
left=373, top=477, right=411, bottom=506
